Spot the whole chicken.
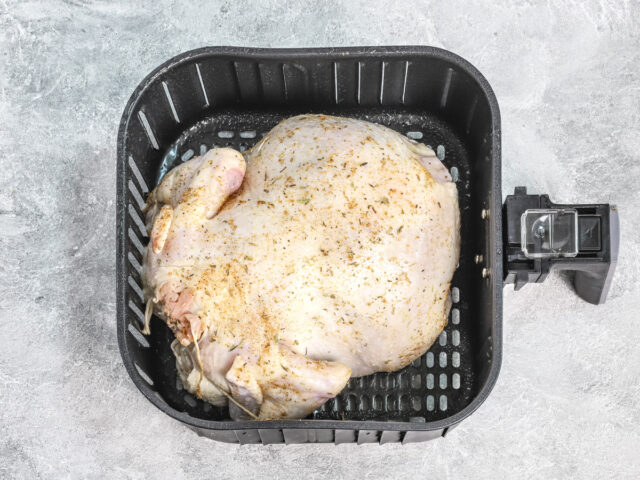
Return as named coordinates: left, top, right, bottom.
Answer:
left=142, top=115, right=460, bottom=420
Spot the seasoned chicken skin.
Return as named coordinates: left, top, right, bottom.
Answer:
left=142, top=115, right=459, bottom=420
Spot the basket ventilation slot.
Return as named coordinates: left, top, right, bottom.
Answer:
left=137, top=111, right=159, bottom=150
left=195, top=63, right=210, bottom=108
left=162, top=81, right=180, bottom=123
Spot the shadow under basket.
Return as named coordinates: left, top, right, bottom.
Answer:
left=116, top=46, right=503, bottom=444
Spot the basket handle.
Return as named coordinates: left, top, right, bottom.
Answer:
left=503, top=187, right=619, bottom=304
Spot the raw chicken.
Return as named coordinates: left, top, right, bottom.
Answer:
left=142, top=115, right=460, bottom=420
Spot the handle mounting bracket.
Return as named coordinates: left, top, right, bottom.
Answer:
left=503, top=187, right=619, bottom=304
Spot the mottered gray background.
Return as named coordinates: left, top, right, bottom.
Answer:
left=1, top=0, right=639, bottom=478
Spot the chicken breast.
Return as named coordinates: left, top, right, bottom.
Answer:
left=142, top=114, right=460, bottom=420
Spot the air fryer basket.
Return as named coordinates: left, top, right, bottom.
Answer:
left=116, top=47, right=617, bottom=444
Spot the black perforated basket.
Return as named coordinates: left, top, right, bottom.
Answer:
left=116, top=46, right=617, bottom=444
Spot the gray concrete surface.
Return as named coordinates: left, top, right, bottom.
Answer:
left=1, top=0, right=639, bottom=478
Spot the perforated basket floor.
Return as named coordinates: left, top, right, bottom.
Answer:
left=117, top=47, right=502, bottom=444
